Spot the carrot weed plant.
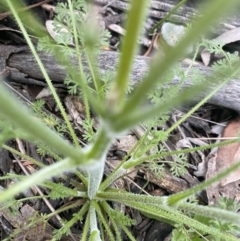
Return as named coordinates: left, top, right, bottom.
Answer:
left=1, top=0, right=240, bottom=240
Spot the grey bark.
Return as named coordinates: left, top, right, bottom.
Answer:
left=0, top=0, right=239, bottom=112
left=95, top=0, right=240, bottom=36
left=2, top=45, right=240, bottom=113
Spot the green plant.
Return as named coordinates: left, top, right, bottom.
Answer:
left=172, top=197, right=240, bottom=241
left=1, top=0, right=240, bottom=240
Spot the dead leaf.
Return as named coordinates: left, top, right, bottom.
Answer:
left=201, top=27, right=240, bottom=66
left=219, top=122, right=240, bottom=186
left=64, top=96, right=83, bottom=126
left=206, top=116, right=240, bottom=204
left=36, top=87, right=52, bottom=99
left=46, top=20, right=74, bottom=46
left=114, top=134, right=138, bottom=153
left=161, top=22, right=193, bottom=54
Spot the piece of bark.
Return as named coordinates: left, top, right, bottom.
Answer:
left=144, top=167, right=189, bottom=193
left=95, top=0, right=240, bottom=35
left=3, top=45, right=240, bottom=113
left=144, top=220, right=173, bottom=241
left=0, top=203, right=81, bottom=241
left=0, top=45, right=28, bottom=79
left=0, top=0, right=53, bottom=21
left=0, top=204, right=53, bottom=241
left=0, top=45, right=50, bottom=85
left=0, top=145, right=10, bottom=175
